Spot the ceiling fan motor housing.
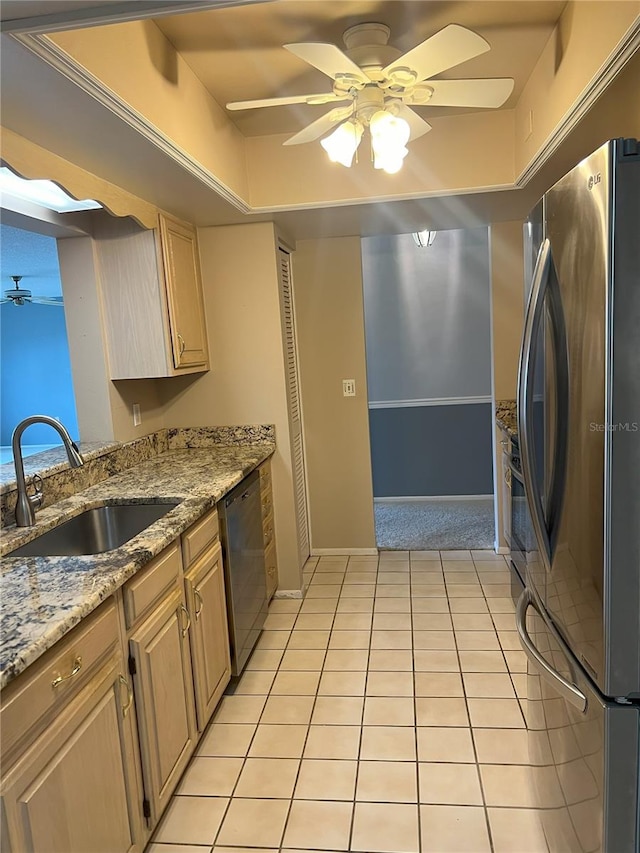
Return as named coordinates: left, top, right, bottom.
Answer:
left=343, top=22, right=401, bottom=79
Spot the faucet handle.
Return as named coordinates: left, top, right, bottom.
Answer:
left=27, top=474, right=44, bottom=510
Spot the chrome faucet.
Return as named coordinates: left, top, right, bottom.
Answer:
left=12, top=415, right=84, bottom=527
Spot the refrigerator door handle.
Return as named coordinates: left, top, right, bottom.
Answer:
left=516, top=588, right=588, bottom=713
left=518, top=238, right=552, bottom=571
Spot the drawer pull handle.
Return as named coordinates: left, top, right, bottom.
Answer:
left=194, top=588, right=204, bottom=620
left=51, top=656, right=82, bottom=689
left=119, top=674, right=134, bottom=717
left=178, top=603, right=191, bottom=637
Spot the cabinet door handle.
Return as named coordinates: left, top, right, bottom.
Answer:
left=51, top=656, right=82, bottom=689
left=178, top=603, right=191, bottom=637
left=119, top=674, right=134, bottom=717
left=504, top=468, right=512, bottom=487
left=194, top=588, right=204, bottom=620
left=177, top=333, right=186, bottom=356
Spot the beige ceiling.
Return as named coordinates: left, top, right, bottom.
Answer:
left=156, top=0, right=567, bottom=137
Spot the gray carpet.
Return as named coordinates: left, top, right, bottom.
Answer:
left=374, top=499, right=495, bottom=550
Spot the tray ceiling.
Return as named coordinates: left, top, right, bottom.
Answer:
left=156, top=1, right=567, bottom=136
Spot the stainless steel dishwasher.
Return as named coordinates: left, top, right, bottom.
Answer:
left=218, top=469, right=267, bottom=675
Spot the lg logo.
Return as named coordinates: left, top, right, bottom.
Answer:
left=588, top=173, right=602, bottom=190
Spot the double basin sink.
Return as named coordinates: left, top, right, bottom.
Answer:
left=8, top=501, right=180, bottom=558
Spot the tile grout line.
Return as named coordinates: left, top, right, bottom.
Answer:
left=180, top=551, right=535, bottom=853
left=346, top=552, right=378, bottom=853
left=468, top=555, right=497, bottom=853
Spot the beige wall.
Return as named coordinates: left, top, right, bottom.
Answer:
left=248, top=110, right=516, bottom=209
left=292, top=237, right=376, bottom=552
left=50, top=21, right=249, bottom=201
left=109, top=381, right=166, bottom=443
left=489, top=220, right=525, bottom=550
left=489, top=221, right=525, bottom=402
left=56, top=235, right=116, bottom=442
left=160, top=221, right=302, bottom=590
left=515, top=0, right=640, bottom=176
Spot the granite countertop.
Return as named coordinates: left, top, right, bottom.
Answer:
left=495, top=400, right=517, bottom=438
left=0, top=442, right=274, bottom=689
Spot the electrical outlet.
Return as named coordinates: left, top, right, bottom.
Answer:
left=132, top=403, right=142, bottom=426
left=342, top=379, right=356, bottom=397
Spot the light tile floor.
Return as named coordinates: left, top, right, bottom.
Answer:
left=148, top=551, right=549, bottom=853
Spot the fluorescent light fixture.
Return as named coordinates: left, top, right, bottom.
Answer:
left=321, top=120, right=363, bottom=167
left=0, top=167, right=101, bottom=213
left=413, top=230, right=437, bottom=247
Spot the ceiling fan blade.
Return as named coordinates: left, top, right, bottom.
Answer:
left=419, top=77, right=515, bottom=108
left=383, top=24, right=490, bottom=83
left=34, top=297, right=64, bottom=306
left=393, top=104, right=432, bottom=141
left=284, top=42, right=369, bottom=83
left=226, top=92, right=350, bottom=111
left=283, top=106, right=353, bottom=146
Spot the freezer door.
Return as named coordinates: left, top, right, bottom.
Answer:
left=519, top=589, right=639, bottom=852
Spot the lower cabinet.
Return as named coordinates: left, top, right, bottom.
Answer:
left=128, top=588, right=197, bottom=825
left=184, top=541, right=231, bottom=732
left=1, top=504, right=236, bottom=851
left=1, top=657, right=141, bottom=853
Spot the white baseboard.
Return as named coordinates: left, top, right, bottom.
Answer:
left=311, top=548, right=379, bottom=556
left=272, top=589, right=304, bottom=599
left=374, top=495, right=494, bottom=503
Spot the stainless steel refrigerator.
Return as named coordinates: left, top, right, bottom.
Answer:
left=516, top=138, right=640, bottom=852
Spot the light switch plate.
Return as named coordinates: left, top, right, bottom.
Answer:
left=132, top=403, right=142, bottom=426
left=342, top=379, right=356, bottom=397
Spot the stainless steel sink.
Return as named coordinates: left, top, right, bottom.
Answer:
left=8, top=501, right=180, bottom=557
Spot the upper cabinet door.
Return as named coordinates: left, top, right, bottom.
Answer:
left=94, top=212, right=209, bottom=379
left=158, top=213, right=209, bottom=370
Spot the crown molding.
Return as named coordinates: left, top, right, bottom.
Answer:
left=516, top=18, right=640, bottom=187
left=13, top=32, right=252, bottom=215
left=1, top=1, right=267, bottom=35
left=11, top=16, right=640, bottom=215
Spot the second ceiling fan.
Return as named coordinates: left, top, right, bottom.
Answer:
left=227, top=22, right=514, bottom=171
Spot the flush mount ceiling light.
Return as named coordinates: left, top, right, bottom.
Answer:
left=227, top=22, right=514, bottom=174
left=413, top=230, right=437, bottom=247
left=0, top=167, right=101, bottom=213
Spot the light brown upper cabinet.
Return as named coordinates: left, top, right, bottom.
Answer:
left=95, top=212, right=209, bottom=379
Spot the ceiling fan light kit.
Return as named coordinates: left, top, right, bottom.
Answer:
left=226, top=21, right=515, bottom=174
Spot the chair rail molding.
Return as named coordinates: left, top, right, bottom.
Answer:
left=368, top=396, right=492, bottom=410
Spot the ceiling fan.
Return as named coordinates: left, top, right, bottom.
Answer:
left=1, top=276, right=64, bottom=307
left=227, top=22, right=514, bottom=173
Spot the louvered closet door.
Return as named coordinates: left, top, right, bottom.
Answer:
left=278, top=247, right=310, bottom=567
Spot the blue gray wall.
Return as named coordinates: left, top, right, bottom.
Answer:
left=362, top=229, right=493, bottom=498
left=0, top=226, right=78, bottom=445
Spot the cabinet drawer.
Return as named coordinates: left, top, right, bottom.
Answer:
left=265, top=541, right=278, bottom=600
left=260, top=486, right=273, bottom=520
left=263, top=510, right=275, bottom=550
left=259, top=462, right=271, bottom=487
left=181, top=508, right=219, bottom=568
left=124, top=543, right=181, bottom=629
left=1, top=601, right=119, bottom=761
